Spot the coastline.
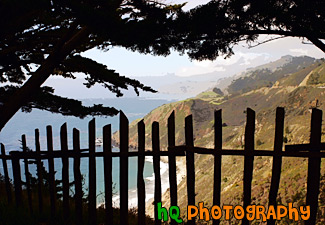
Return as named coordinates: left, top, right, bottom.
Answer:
left=97, top=143, right=187, bottom=217
left=145, top=157, right=187, bottom=218
left=106, top=156, right=170, bottom=209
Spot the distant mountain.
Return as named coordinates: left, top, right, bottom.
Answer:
left=113, top=57, right=325, bottom=222
left=226, top=56, right=317, bottom=95
left=49, top=54, right=276, bottom=100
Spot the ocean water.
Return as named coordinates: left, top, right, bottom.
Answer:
left=0, top=97, right=171, bottom=208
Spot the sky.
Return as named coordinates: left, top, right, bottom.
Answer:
left=81, top=36, right=324, bottom=78
left=77, top=0, right=324, bottom=78
left=45, top=0, right=325, bottom=97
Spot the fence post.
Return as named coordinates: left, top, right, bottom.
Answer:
left=35, top=129, right=44, bottom=214
left=22, top=135, right=33, bottom=214
left=73, top=128, right=83, bottom=225
left=168, top=111, right=178, bottom=225
left=103, top=124, right=113, bottom=225
left=242, top=108, right=255, bottom=225
left=88, top=119, right=97, bottom=225
left=306, top=108, right=322, bottom=225
left=10, top=151, right=22, bottom=208
left=152, top=121, right=162, bottom=225
left=138, top=120, right=146, bottom=225
left=267, top=107, right=284, bottom=225
left=1, top=143, right=12, bottom=204
left=60, top=123, right=70, bottom=222
left=185, top=115, right=195, bottom=225
left=213, top=110, right=222, bottom=225
left=46, top=125, right=56, bottom=220
left=120, top=111, right=129, bottom=225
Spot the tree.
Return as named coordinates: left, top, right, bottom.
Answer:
left=0, top=0, right=184, bottom=131
left=171, top=0, right=325, bottom=60
left=1, top=0, right=324, bottom=132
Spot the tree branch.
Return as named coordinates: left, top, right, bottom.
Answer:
left=306, top=36, right=325, bottom=53
left=247, top=36, right=286, bottom=49
left=0, top=25, right=90, bottom=131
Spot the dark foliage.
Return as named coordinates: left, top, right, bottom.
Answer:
left=0, top=0, right=184, bottom=130
left=171, top=0, right=325, bottom=60
left=0, top=0, right=324, bottom=131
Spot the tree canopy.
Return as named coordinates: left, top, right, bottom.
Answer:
left=0, top=0, right=184, bottom=130
left=0, top=0, right=324, bottom=131
left=171, top=0, right=325, bottom=60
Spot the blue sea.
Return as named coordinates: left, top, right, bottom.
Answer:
left=0, top=97, right=171, bottom=208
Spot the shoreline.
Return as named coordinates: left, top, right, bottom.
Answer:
left=100, top=156, right=170, bottom=209
left=145, top=157, right=187, bottom=218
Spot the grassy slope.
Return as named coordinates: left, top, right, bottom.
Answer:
left=227, top=56, right=316, bottom=95
left=113, top=62, right=325, bottom=224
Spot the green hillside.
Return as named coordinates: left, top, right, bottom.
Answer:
left=227, top=56, right=317, bottom=95
left=307, top=61, right=325, bottom=85
left=113, top=58, right=325, bottom=224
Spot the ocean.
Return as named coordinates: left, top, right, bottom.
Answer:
left=0, top=97, right=172, bottom=208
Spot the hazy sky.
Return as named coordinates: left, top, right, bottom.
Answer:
left=45, top=0, right=325, bottom=97
left=76, top=0, right=324, bottom=78
left=81, top=36, right=324, bottom=78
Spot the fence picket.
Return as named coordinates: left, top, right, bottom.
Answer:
left=306, top=108, right=322, bottom=225
left=35, top=129, right=43, bottom=214
left=242, top=108, right=255, bottom=225
left=10, top=151, right=22, bottom=207
left=1, top=107, right=324, bottom=225
left=185, top=115, right=195, bottom=225
left=88, top=119, right=97, bottom=225
left=60, top=123, right=70, bottom=221
left=213, top=110, right=222, bottom=225
left=168, top=111, right=178, bottom=225
left=120, top=111, right=129, bottom=225
left=103, top=124, right=113, bottom=225
left=152, top=121, right=162, bottom=225
left=138, top=120, right=146, bottom=225
left=73, top=128, right=83, bottom=225
left=267, top=107, right=284, bottom=225
left=46, top=125, right=56, bottom=219
left=1, top=143, right=12, bottom=204
left=22, top=135, right=33, bottom=214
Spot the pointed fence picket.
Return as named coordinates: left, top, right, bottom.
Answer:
left=0, top=107, right=324, bottom=225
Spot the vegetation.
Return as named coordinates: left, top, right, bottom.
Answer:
left=227, top=56, right=317, bottom=95
left=0, top=0, right=185, bottom=132
left=0, top=161, right=156, bottom=225
left=1, top=0, right=325, bottom=134
left=307, top=61, right=325, bottom=85
left=172, top=0, right=325, bottom=60
left=118, top=57, right=325, bottom=224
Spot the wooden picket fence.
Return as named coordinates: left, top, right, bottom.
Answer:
left=0, top=107, right=324, bottom=225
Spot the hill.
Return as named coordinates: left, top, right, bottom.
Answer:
left=226, top=56, right=317, bottom=95
left=112, top=58, right=325, bottom=224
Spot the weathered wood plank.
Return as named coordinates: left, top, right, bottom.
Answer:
left=137, top=120, right=146, bottom=225
left=1, top=143, right=12, bottom=204
left=60, top=123, right=70, bottom=221
left=35, top=129, right=43, bottom=214
left=185, top=115, right=195, bottom=225
left=10, top=151, right=22, bottom=207
left=168, top=111, right=178, bottom=225
left=103, top=124, right=113, bottom=225
left=73, top=128, right=83, bottom=225
left=88, top=118, right=97, bottom=225
left=306, top=108, right=322, bottom=225
left=22, top=135, right=33, bottom=214
left=46, top=125, right=56, bottom=219
left=152, top=121, right=162, bottom=225
left=267, top=107, right=284, bottom=225
left=242, top=108, right=255, bottom=225
left=120, top=111, right=129, bottom=225
left=213, top=110, right=222, bottom=225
